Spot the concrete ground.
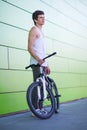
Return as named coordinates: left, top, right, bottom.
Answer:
left=0, top=98, right=87, bottom=130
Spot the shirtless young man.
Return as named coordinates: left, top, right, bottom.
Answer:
left=28, top=10, right=50, bottom=109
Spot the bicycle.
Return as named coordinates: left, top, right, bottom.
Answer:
left=25, top=52, right=61, bottom=119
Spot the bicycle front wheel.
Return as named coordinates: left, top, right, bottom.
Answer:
left=26, top=81, right=55, bottom=119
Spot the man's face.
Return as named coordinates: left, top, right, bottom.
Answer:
left=35, top=14, right=45, bottom=25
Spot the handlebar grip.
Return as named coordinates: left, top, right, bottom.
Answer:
left=25, top=66, right=30, bottom=69
left=43, top=52, right=57, bottom=60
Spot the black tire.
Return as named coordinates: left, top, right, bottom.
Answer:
left=47, top=77, right=60, bottom=113
left=26, top=81, right=55, bottom=119
left=52, top=81, right=60, bottom=113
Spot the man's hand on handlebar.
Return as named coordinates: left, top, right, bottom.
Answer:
left=46, top=66, right=50, bottom=75
left=43, top=66, right=51, bottom=75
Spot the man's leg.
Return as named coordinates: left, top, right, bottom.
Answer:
left=31, top=66, right=40, bottom=109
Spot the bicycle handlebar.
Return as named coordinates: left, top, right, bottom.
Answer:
left=25, top=52, right=57, bottom=69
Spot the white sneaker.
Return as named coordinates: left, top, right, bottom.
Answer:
left=31, top=109, right=41, bottom=117
left=36, top=109, right=42, bottom=115
left=41, top=108, right=47, bottom=114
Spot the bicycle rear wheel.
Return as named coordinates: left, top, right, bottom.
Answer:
left=26, top=81, right=55, bottom=119
left=52, top=81, right=60, bottom=113
left=47, top=77, right=60, bottom=113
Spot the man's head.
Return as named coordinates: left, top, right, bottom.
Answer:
left=32, top=10, right=45, bottom=25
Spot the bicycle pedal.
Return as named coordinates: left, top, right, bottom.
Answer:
left=55, top=95, right=61, bottom=98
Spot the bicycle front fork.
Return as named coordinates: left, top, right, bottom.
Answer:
left=36, top=76, right=47, bottom=100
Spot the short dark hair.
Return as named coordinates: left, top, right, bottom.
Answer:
left=32, top=10, right=44, bottom=25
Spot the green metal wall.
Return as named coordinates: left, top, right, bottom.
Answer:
left=0, top=0, right=87, bottom=115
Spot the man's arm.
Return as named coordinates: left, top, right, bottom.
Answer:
left=28, top=27, right=44, bottom=65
